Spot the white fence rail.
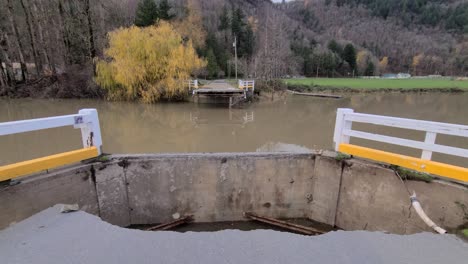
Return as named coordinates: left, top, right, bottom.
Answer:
left=238, top=80, right=255, bottom=91
left=0, top=109, right=103, bottom=154
left=333, top=108, right=468, bottom=161
left=188, top=80, right=198, bottom=89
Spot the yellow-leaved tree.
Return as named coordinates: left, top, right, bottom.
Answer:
left=356, top=50, right=370, bottom=73
left=95, top=22, right=206, bottom=103
left=378, top=56, right=388, bottom=73
left=412, top=54, right=424, bottom=76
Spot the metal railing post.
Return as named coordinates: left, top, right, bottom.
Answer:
left=333, top=108, right=354, bottom=151
left=78, top=109, right=103, bottom=154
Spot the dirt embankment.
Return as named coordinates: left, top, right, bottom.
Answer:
left=1, top=65, right=104, bottom=99
left=287, top=84, right=466, bottom=93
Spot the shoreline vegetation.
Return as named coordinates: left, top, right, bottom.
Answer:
left=2, top=0, right=468, bottom=102
left=285, top=78, right=468, bottom=93
left=3, top=77, right=468, bottom=101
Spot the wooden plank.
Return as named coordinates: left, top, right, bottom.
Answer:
left=343, top=129, right=468, bottom=158
left=146, top=216, right=193, bottom=231
left=0, top=147, right=99, bottom=181
left=338, top=143, right=468, bottom=182
left=288, top=90, right=342, bottom=98
left=244, top=212, right=324, bottom=235
left=345, top=113, right=468, bottom=137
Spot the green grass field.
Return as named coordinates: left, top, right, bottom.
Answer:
left=284, top=78, right=468, bottom=91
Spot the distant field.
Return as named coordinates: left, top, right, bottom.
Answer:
left=284, top=78, right=468, bottom=90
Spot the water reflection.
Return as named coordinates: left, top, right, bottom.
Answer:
left=189, top=109, right=255, bottom=127
left=1, top=93, right=468, bottom=167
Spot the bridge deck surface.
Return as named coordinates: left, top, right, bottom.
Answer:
left=194, top=80, right=244, bottom=96
left=1, top=206, right=467, bottom=264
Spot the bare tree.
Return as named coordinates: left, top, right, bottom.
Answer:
left=6, top=0, right=28, bottom=81
left=254, top=4, right=295, bottom=79
left=57, top=0, right=72, bottom=65
left=84, top=0, right=96, bottom=59
left=31, top=0, right=52, bottom=74
left=0, top=29, right=16, bottom=86
left=19, top=0, right=42, bottom=75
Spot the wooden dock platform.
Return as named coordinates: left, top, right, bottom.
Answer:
left=193, top=88, right=245, bottom=97
left=192, top=80, right=250, bottom=107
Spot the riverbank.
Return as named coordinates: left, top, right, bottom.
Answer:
left=0, top=76, right=104, bottom=99
left=285, top=78, right=468, bottom=93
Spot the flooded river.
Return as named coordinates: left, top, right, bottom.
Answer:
left=1, top=93, right=468, bottom=166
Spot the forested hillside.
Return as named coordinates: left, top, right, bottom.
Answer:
left=0, top=0, right=466, bottom=98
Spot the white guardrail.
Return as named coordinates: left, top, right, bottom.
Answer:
left=0, top=109, right=102, bottom=154
left=333, top=108, right=468, bottom=161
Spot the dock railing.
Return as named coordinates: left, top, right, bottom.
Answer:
left=238, top=80, right=255, bottom=91
left=0, top=109, right=102, bottom=181
left=188, top=79, right=198, bottom=90
left=334, top=108, right=468, bottom=182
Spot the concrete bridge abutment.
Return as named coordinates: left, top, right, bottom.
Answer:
left=1, top=152, right=467, bottom=235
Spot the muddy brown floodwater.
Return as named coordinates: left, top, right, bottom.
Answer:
left=1, top=93, right=468, bottom=167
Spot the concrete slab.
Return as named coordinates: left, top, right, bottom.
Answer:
left=336, top=159, right=468, bottom=234
left=95, top=162, right=130, bottom=227
left=309, top=156, right=342, bottom=225
left=124, top=154, right=315, bottom=225
left=1, top=206, right=467, bottom=264
left=336, top=160, right=413, bottom=233
left=0, top=164, right=99, bottom=230
left=404, top=180, right=468, bottom=233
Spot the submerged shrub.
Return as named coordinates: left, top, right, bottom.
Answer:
left=255, top=79, right=287, bottom=93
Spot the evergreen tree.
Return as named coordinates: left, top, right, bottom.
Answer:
left=231, top=8, right=245, bottom=37
left=159, top=0, right=175, bottom=21
left=205, top=33, right=229, bottom=76
left=445, top=3, right=468, bottom=33
left=304, top=55, right=315, bottom=77
left=420, top=4, right=441, bottom=27
left=322, top=52, right=338, bottom=77
left=135, top=0, right=159, bottom=27
left=327, top=40, right=343, bottom=57
left=206, top=49, right=219, bottom=78
left=238, top=23, right=255, bottom=58
left=364, top=60, right=375, bottom=76
left=219, top=7, right=230, bottom=31
left=343, top=43, right=357, bottom=71
left=291, top=35, right=315, bottom=76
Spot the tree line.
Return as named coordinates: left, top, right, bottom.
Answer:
left=0, top=0, right=467, bottom=99
left=334, top=0, right=468, bottom=33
